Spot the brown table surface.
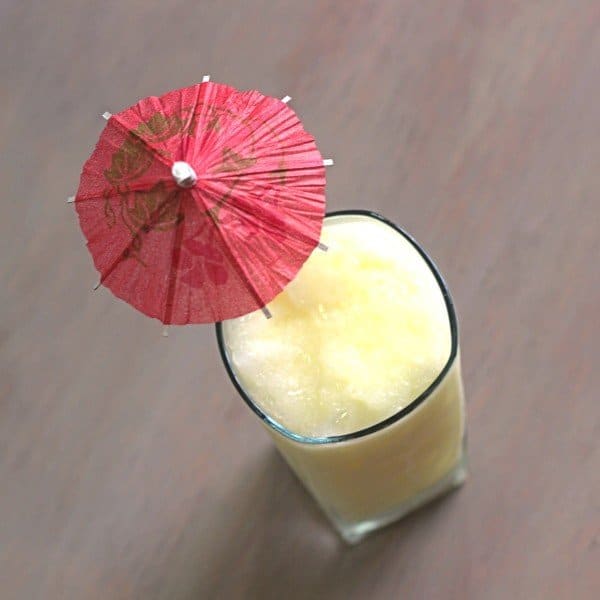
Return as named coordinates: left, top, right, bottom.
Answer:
left=1, top=2, right=599, bottom=598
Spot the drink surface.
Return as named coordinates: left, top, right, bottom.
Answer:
left=222, top=215, right=451, bottom=438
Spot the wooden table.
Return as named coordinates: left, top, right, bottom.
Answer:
left=1, top=2, right=598, bottom=598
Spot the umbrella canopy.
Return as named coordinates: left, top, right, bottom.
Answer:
left=73, top=80, right=326, bottom=324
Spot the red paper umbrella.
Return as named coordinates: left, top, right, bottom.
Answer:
left=72, top=79, right=327, bottom=324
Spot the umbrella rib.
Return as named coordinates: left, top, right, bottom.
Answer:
left=162, top=193, right=185, bottom=324
left=221, top=192, right=323, bottom=249
left=73, top=179, right=175, bottom=203
left=108, top=115, right=172, bottom=169
left=210, top=162, right=325, bottom=182
left=95, top=191, right=183, bottom=288
left=210, top=215, right=267, bottom=310
left=191, top=188, right=268, bottom=311
left=180, top=82, right=203, bottom=160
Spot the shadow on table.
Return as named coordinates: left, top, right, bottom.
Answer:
left=187, top=447, right=463, bottom=599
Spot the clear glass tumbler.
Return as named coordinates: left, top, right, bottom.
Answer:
left=216, top=211, right=467, bottom=543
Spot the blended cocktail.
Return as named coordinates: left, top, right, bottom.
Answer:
left=218, top=211, right=466, bottom=542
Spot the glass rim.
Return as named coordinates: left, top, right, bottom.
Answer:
left=215, top=209, right=459, bottom=445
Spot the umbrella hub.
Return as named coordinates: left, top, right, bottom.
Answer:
left=171, top=161, right=197, bottom=188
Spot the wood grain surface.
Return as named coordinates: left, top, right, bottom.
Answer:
left=1, top=1, right=599, bottom=598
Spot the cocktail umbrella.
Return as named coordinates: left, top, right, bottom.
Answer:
left=70, top=78, right=329, bottom=324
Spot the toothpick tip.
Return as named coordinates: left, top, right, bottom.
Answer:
left=162, top=326, right=170, bottom=337
left=92, top=280, right=101, bottom=291
left=281, top=95, right=292, bottom=104
left=323, top=159, right=334, bottom=166
left=262, top=307, right=272, bottom=319
left=202, top=75, right=211, bottom=83
left=102, top=111, right=112, bottom=121
left=67, top=196, right=75, bottom=204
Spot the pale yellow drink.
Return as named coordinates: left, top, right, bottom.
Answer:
left=219, top=213, right=466, bottom=542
